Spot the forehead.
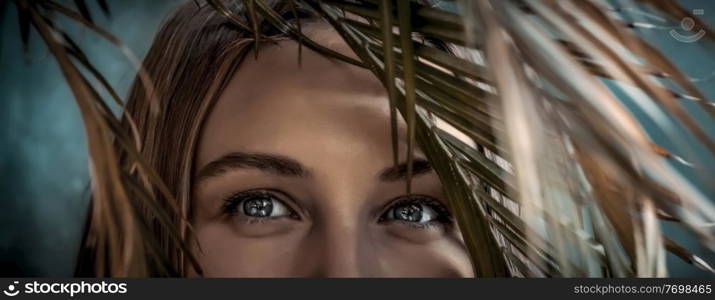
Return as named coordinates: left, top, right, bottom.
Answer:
left=196, top=24, right=410, bottom=172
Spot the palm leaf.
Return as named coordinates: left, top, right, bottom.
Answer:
left=292, top=0, right=715, bottom=277
left=10, top=0, right=715, bottom=277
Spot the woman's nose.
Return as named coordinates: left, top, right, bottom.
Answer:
left=308, top=217, right=381, bottom=277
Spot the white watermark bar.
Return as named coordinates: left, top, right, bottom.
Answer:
left=1, top=278, right=713, bottom=299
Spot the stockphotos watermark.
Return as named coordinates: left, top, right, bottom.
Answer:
left=3, top=280, right=127, bottom=298
left=670, top=9, right=706, bottom=43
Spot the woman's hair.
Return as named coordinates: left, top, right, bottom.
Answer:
left=75, top=0, right=320, bottom=277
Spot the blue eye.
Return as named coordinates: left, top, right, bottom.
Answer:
left=380, top=196, right=451, bottom=225
left=223, top=190, right=296, bottom=219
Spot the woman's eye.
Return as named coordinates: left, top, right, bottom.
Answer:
left=392, top=203, right=435, bottom=223
left=223, top=190, right=295, bottom=219
left=380, top=196, right=451, bottom=225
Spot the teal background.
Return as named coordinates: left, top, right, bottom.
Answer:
left=0, top=0, right=184, bottom=276
left=0, top=0, right=714, bottom=277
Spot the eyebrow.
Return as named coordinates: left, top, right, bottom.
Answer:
left=195, top=152, right=433, bottom=183
left=378, top=159, right=433, bottom=182
left=196, top=152, right=312, bottom=181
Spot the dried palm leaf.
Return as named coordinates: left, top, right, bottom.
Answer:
left=10, top=0, right=715, bottom=277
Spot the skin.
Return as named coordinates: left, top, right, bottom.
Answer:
left=191, top=23, right=473, bottom=277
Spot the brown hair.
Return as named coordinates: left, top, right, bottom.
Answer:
left=75, top=0, right=316, bottom=277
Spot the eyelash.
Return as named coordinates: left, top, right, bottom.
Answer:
left=222, top=189, right=299, bottom=220
left=378, top=196, right=453, bottom=229
left=221, top=190, right=453, bottom=229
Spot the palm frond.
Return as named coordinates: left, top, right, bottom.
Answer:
left=285, top=0, right=715, bottom=277
left=11, top=0, right=715, bottom=277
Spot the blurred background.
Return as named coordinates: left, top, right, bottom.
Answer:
left=1, top=0, right=714, bottom=277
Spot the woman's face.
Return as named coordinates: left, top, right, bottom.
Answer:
left=192, top=24, right=473, bottom=277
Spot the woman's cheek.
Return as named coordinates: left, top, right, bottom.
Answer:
left=194, top=220, right=307, bottom=277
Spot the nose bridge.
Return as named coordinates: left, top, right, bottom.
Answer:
left=304, top=164, right=382, bottom=277
left=311, top=199, right=379, bottom=277
left=321, top=218, right=364, bottom=277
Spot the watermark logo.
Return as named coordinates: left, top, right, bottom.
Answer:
left=670, top=9, right=706, bottom=43
left=2, top=281, right=127, bottom=298
left=2, top=282, right=19, bottom=297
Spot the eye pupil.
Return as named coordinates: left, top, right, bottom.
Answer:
left=394, top=203, right=423, bottom=222
left=243, top=197, right=273, bottom=217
